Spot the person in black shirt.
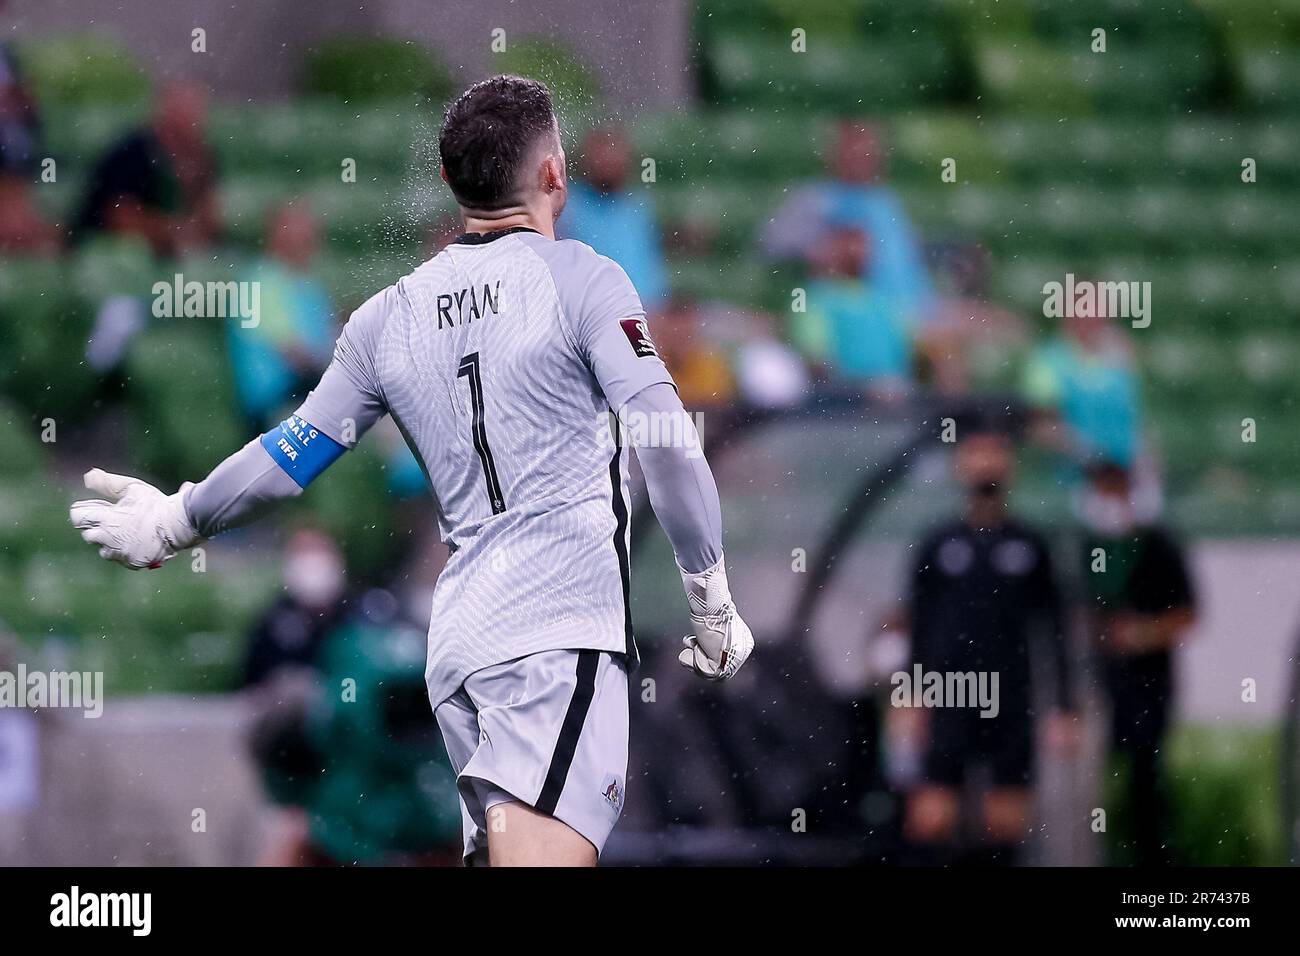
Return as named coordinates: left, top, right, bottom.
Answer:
left=904, top=427, right=1077, bottom=864
left=241, top=528, right=348, bottom=688
left=70, top=83, right=220, bottom=256
left=1080, top=462, right=1196, bottom=866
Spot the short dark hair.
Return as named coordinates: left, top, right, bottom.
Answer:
left=438, top=75, right=557, bottom=210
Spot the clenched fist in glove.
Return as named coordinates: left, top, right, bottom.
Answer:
left=69, top=469, right=200, bottom=570
left=677, top=555, right=754, bottom=681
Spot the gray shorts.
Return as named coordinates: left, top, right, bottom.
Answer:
left=433, top=649, right=629, bottom=864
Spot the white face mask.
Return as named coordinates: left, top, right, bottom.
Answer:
left=284, top=550, right=345, bottom=609
left=1082, top=492, right=1134, bottom=536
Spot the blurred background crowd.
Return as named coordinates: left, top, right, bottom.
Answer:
left=0, top=0, right=1298, bottom=866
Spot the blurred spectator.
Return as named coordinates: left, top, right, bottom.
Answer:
left=731, top=333, right=811, bottom=409
left=70, top=83, right=221, bottom=256
left=560, top=125, right=668, bottom=309
left=658, top=298, right=809, bottom=409
left=655, top=296, right=736, bottom=408
left=925, top=242, right=1028, bottom=394
left=229, top=203, right=336, bottom=429
left=1021, top=306, right=1141, bottom=470
left=0, top=173, right=59, bottom=254
left=248, top=581, right=461, bottom=867
left=762, top=120, right=934, bottom=327
left=0, top=35, right=58, bottom=255
left=798, top=216, right=913, bottom=396
left=901, top=427, right=1077, bottom=865
left=1079, top=462, right=1197, bottom=866
left=251, top=619, right=462, bottom=867
left=0, top=31, right=40, bottom=174
left=241, top=528, right=348, bottom=688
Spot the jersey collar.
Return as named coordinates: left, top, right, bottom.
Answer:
left=453, top=226, right=541, bottom=245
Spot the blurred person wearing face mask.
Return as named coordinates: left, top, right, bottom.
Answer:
left=241, top=527, right=348, bottom=688
left=1079, top=462, right=1196, bottom=866
left=900, top=424, right=1077, bottom=865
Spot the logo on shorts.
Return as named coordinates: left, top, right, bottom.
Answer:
left=600, top=773, right=624, bottom=813
left=619, top=318, right=659, bottom=359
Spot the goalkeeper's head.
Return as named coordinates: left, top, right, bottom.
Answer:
left=438, top=75, right=567, bottom=223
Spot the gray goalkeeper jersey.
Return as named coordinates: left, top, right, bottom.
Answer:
left=296, top=228, right=675, bottom=706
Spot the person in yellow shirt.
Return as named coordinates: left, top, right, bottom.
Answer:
left=654, top=297, right=737, bottom=409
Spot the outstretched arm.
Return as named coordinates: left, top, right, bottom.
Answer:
left=70, top=286, right=396, bottom=567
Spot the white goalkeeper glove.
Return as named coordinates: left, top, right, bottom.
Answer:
left=678, top=555, right=754, bottom=681
left=69, top=469, right=200, bottom=570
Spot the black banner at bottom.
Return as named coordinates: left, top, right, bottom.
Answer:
left=0, top=866, right=1284, bottom=941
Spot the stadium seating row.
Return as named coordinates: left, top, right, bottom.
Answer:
left=37, top=104, right=1300, bottom=189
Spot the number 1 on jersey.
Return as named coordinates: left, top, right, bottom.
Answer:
left=457, top=352, right=506, bottom=514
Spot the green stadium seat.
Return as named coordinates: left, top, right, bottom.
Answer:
left=209, top=100, right=420, bottom=178
left=313, top=250, right=423, bottom=311
left=16, top=34, right=150, bottom=109
left=0, top=259, right=98, bottom=423
left=292, top=445, right=398, bottom=580
left=1026, top=0, right=1212, bottom=44
left=0, top=479, right=72, bottom=567
left=1234, top=46, right=1300, bottom=111
left=630, top=111, right=825, bottom=184
left=40, top=103, right=148, bottom=165
left=707, top=32, right=955, bottom=111
left=889, top=115, right=999, bottom=185
left=665, top=254, right=784, bottom=310
left=0, top=401, right=46, bottom=478
left=699, top=0, right=953, bottom=41
left=124, top=327, right=245, bottom=484
left=974, top=40, right=1212, bottom=114
left=69, top=236, right=157, bottom=301
left=220, top=172, right=444, bottom=253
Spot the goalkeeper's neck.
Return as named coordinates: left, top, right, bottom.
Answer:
left=460, top=199, right=557, bottom=241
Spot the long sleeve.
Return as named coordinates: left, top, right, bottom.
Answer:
left=184, top=285, right=395, bottom=535
left=624, top=382, right=722, bottom=574
left=184, top=438, right=303, bottom=537
left=531, top=237, right=722, bottom=573
left=292, top=285, right=392, bottom=447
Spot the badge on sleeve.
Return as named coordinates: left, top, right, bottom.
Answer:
left=619, top=317, right=659, bottom=359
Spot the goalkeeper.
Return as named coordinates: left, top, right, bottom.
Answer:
left=71, top=75, right=754, bottom=867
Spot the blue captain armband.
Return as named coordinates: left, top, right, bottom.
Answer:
left=260, top=415, right=347, bottom=488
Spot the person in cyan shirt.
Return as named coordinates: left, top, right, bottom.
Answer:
left=559, top=125, right=668, bottom=310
